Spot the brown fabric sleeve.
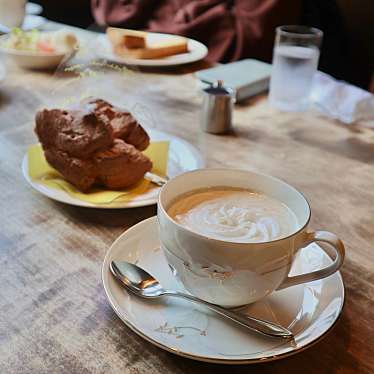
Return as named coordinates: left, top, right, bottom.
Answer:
left=91, top=0, right=159, bottom=28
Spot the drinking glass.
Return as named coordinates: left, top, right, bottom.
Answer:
left=269, top=25, right=323, bottom=112
left=0, top=0, right=26, bottom=28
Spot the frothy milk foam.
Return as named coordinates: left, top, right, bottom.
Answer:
left=167, top=188, right=299, bottom=243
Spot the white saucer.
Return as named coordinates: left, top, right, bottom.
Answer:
left=22, top=129, right=204, bottom=209
left=102, top=217, right=345, bottom=364
left=95, top=33, right=208, bottom=67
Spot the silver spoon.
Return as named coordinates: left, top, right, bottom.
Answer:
left=110, top=260, right=294, bottom=340
left=144, top=172, right=168, bottom=187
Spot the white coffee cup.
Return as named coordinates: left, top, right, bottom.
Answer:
left=0, top=0, right=26, bottom=28
left=157, top=169, right=345, bottom=307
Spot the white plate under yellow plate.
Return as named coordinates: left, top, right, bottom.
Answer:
left=95, top=33, right=208, bottom=67
left=102, top=216, right=345, bottom=364
left=22, top=129, right=204, bottom=209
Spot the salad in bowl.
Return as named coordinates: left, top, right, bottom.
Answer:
left=0, top=28, right=78, bottom=69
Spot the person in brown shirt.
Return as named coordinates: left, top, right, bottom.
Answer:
left=91, top=0, right=300, bottom=63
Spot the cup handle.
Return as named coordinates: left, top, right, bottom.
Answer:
left=276, top=230, right=345, bottom=290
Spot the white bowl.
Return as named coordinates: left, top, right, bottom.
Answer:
left=0, top=34, right=77, bottom=70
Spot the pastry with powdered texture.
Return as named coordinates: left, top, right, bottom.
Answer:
left=35, top=98, right=152, bottom=191
left=83, top=98, right=150, bottom=151
left=94, top=139, right=152, bottom=189
left=43, top=148, right=96, bottom=191
left=35, top=108, right=113, bottom=158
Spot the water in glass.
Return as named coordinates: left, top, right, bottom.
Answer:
left=269, top=45, right=319, bottom=111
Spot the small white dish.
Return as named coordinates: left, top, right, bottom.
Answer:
left=0, top=31, right=77, bottom=69
left=0, top=46, right=72, bottom=69
left=22, top=128, right=204, bottom=209
left=96, top=33, right=208, bottom=67
left=102, top=216, right=345, bottom=364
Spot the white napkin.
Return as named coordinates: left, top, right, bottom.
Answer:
left=311, top=71, right=374, bottom=126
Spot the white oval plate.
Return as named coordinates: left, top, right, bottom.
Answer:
left=102, top=216, right=345, bottom=364
left=22, top=129, right=204, bottom=209
left=95, top=33, right=208, bottom=67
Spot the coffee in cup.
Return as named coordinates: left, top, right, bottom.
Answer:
left=167, top=187, right=299, bottom=243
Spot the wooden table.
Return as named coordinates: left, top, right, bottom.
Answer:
left=1, top=24, right=373, bottom=373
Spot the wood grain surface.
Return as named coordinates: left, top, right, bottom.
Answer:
left=0, top=24, right=373, bottom=374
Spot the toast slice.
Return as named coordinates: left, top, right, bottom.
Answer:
left=107, top=27, right=146, bottom=49
left=113, top=40, right=188, bottom=59
left=106, top=27, right=188, bottom=59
